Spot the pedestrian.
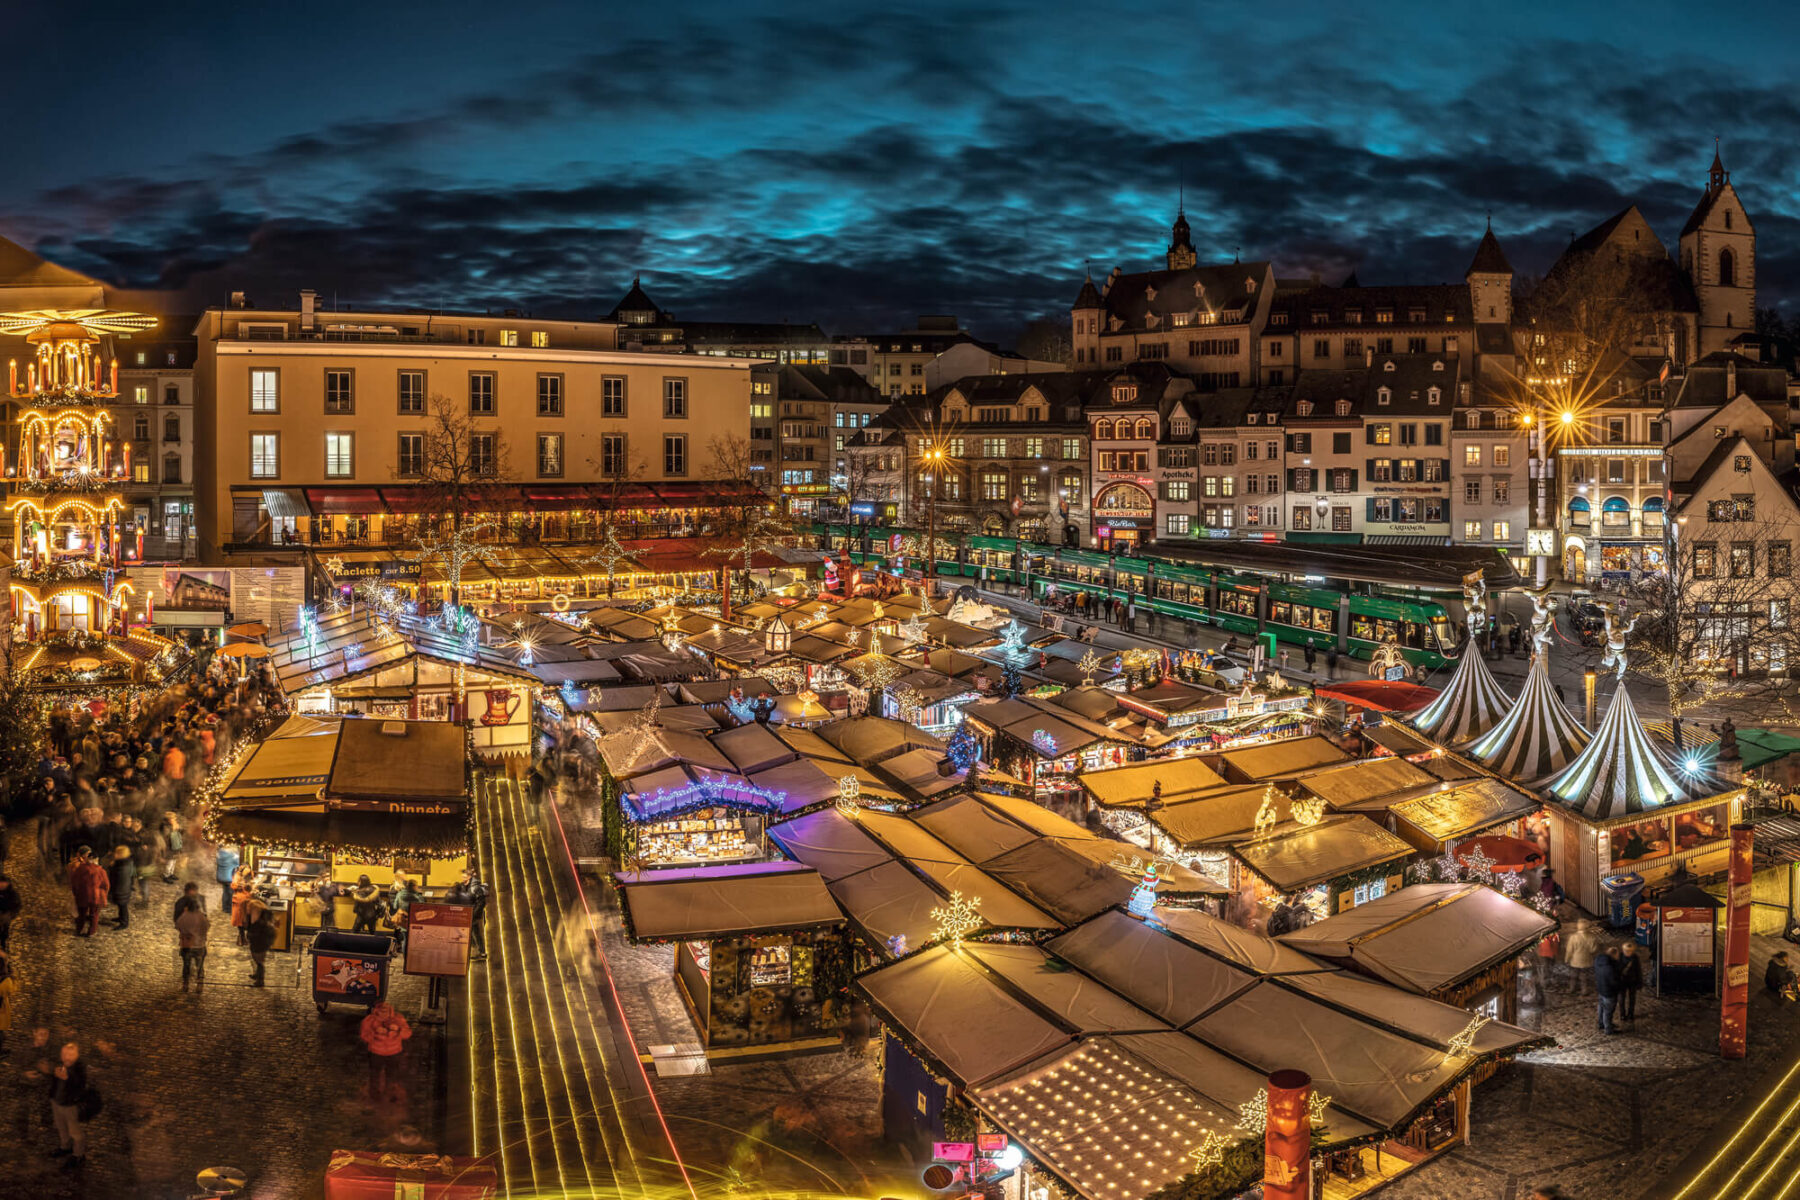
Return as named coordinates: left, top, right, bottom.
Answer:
left=0, top=875, right=19, bottom=954
left=175, top=886, right=210, bottom=993
left=1304, top=643, right=1317, bottom=674
left=0, top=953, right=15, bottom=1051
left=1539, top=868, right=1566, bottom=910
left=47, top=1041, right=88, bottom=1169
left=1594, top=944, right=1623, bottom=1034
left=351, top=875, right=384, bottom=935
left=1619, top=941, right=1647, bottom=1023
left=360, top=1000, right=413, bottom=1098
left=246, top=903, right=275, bottom=987
left=127, top=816, right=154, bottom=907
left=105, top=845, right=136, bottom=930
left=312, top=876, right=342, bottom=932
left=1532, top=926, right=1560, bottom=1005
left=448, top=869, right=489, bottom=960
left=1767, top=951, right=1798, bottom=1002
left=68, top=847, right=108, bottom=937
left=160, top=811, right=185, bottom=884
left=1563, top=918, right=1601, bottom=995
left=390, top=877, right=421, bottom=949
left=214, top=843, right=240, bottom=913
left=1325, top=647, right=1338, bottom=679
left=1279, top=648, right=1291, bottom=673
left=230, top=865, right=255, bottom=945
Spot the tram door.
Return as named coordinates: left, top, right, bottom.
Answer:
left=1336, top=595, right=1351, bottom=654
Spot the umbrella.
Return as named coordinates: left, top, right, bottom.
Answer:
left=1453, top=834, right=1544, bottom=874
left=216, top=643, right=273, bottom=659
left=226, top=621, right=269, bottom=639
left=1313, top=679, right=1440, bottom=713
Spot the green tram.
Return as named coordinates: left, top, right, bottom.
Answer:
left=820, top=527, right=1454, bottom=668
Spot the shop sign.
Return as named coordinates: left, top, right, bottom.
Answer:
left=1104, top=517, right=1147, bottom=527
left=849, top=503, right=875, bottom=516
left=1159, top=469, right=1196, bottom=480
left=335, top=798, right=462, bottom=815
left=403, top=902, right=473, bottom=978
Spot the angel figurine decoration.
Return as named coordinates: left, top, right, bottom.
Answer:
left=1597, top=600, right=1638, bottom=681
left=1462, top=569, right=1489, bottom=641
left=1525, top=584, right=1559, bottom=662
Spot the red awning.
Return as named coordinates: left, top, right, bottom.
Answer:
left=304, top=488, right=387, bottom=514
left=1454, top=834, right=1544, bottom=874
left=1313, top=679, right=1440, bottom=713
left=587, top=482, right=663, bottom=509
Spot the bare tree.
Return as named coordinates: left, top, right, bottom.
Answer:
left=1521, top=249, right=1673, bottom=384
left=580, top=441, right=648, bottom=597
left=1015, top=317, right=1073, bottom=365
left=703, top=433, right=793, bottom=616
left=408, top=393, right=512, bottom=616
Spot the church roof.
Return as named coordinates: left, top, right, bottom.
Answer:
left=1465, top=228, right=1513, bottom=278
left=0, top=234, right=104, bottom=291
left=1408, top=645, right=1512, bottom=744
left=1561, top=205, right=1647, bottom=261
left=1541, top=685, right=1723, bottom=822
left=1466, top=655, right=1590, bottom=779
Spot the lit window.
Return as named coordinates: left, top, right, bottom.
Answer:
left=250, top=369, right=279, bottom=413
left=325, top=432, right=354, bottom=478
left=537, top=433, right=564, bottom=477
left=1465, top=445, right=1482, bottom=467
left=530, top=331, right=549, bottom=348
left=1492, top=521, right=1510, bottom=540
left=499, top=329, right=519, bottom=346
left=250, top=433, right=279, bottom=479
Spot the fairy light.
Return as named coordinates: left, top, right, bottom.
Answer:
left=1444, top=1014, right=1491, bottom=1058
left=1235, top=1088, right=1268, bottom=1135
left=1187, top=1129, right=1232, bottom=1171
left=1253, top=785, right=1280, bottom=837
left=929, top=891, right=982, bottom=952
left=1078, top=649, right=1103, bottom=686
left=1291, top=794, right=1326, bottom=826
left=835, top=773, right=861, bottom=818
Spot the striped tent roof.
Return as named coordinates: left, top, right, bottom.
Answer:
left=1465, top=656, right=1590, bottom=779
left=1542, top=686, right=1725, bottom=821
left=1408, top=650, right=1512, bottom=744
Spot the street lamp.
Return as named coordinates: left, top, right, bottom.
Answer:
left=921, top=443, right=946, bottom=590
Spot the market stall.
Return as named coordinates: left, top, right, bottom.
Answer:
left=614, top=861, right=852, bottom=1056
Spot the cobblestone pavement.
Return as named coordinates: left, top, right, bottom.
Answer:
left=0, top=836, right=449, bottom=1200
left=1385, top=931, right=1800, bottom=1200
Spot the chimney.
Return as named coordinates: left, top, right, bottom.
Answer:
left=228, top=291, right=246, bottom=310
left=1727, top=358, right=1738, bottom=398
left=299, top=289, right=317, bottom=331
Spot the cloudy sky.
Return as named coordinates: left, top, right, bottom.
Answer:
left=11, top=0, right=1800, bottom=342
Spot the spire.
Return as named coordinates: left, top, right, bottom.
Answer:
left=1072, top=262, right=1103, bottom=311
left=1166, top=202, right=1197, bottom=271
left=1709, top=138, right=1728, bottom=193
left=1465, top=223, right=1514, bottom=279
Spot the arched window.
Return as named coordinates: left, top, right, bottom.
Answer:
left=1643, top=496, right=1665, bottom=531
left=1720, top=248, right=1736, bottom=288
left=1134, top=418, right=1154, bottom=439
left=1568, top=496, right=1591, bottom=528
left=1465, top=411, right=1480, bottom=429
left=1094, top=418, right=1113, bottom=440
left=1601, top=496, right=1631, bottom=528
left=1335, top=399, right=1352, bottom=416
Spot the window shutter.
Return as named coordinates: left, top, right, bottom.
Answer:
left=1365, top=425, right=1376, bottom=445
left=1348, top=469, right=1359, bottom=490
left=1366, top=498, right=1378, bottom=521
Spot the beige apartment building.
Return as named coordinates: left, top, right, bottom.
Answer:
left=192, top=295, right=760, bottom=559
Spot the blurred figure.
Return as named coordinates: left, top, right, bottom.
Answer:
left=47, top=1041, right=87, bottom=1168
left=176, top=886, right=211, bottom=993
left=0, top=875, right=19, bottom=954
left=67, top=848, right=108, bottom=937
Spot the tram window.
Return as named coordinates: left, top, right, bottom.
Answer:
left=1219, top=592, right=1257, bottom=617
left=1351, top=617, right=1375, bottom=641
left=1427, top=614, right=1452, bottom=647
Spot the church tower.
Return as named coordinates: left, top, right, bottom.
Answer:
left=1465, top=221, right=1514, bottom=326
left=1679, top=146, right=1755, bottom=358
left=1166, top=205, right=1197, bottom=271
left=1070, top=267, right=1103, bottom=366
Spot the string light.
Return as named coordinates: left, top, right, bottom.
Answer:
left=1253, top=785, right=1280, bottom=837
left=1235, top=1088, right=1268, bottom=1135
left=835, top=773, right=861, bottom=818
left=1444, top=1014, right=1491, bottom=1058
left=1291, top=794, right=1326, bottom=826
left=1078, top=649, right=1103, bottom=686
left=1187, top=1129, right=1232, bottom=1171
left=929, top=891, right=982, bottom=952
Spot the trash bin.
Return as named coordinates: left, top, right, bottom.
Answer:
left=308, top=930, right=394, bottom=1015
left=1600, top=873, right=1646, bottom=929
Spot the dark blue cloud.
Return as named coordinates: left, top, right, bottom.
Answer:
left=8, top=0, right=1800, bottom=342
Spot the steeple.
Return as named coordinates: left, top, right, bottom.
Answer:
left=1166, top=197, right=1197, bottom=271
left=1071, top=262, right=1102, bottom=311
left=1709, top=138, right=1728, bottom=194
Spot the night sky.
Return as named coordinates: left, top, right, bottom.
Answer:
left=12, top=0, right=1800, bottom=342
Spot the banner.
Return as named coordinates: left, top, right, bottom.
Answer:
left=1721, top=822, right=1753, bottom=1059
left=1264, top=1069, right=1312, bottom=1200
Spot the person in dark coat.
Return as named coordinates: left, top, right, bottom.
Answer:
left=246, top=906, right=276, bottom=986
left=1767, top=951, right=1798, bottom=1001
left=105, top=846, right=136, bottom=930
left=0, top=876, right=19, bottom=954
left=1594, top=944, right=1623, bottom=1033
left=351, top=875, right=385, bottom=935
left=1618, top=942, right=1647, bottom=1022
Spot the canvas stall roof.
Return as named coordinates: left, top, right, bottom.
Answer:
left=977, top=838, right=1136, bottom=924
left=1054, top=686, right=1129, bottom=723
left=1407, top=649, right=1511, bottom=744
left=528, top=660, right=626, bottom=686
left=855, top=812, right=1060, bottom=931
left=212, top=807, right=468, bottom=856
left=767, top=807, right=894, bottom=881
left=570, top=683, right=672, bottom=712
left=326, top=719, right=468, bottom=802
left=614, top=862, right=842, bottom=941
left=711, top=722, right=797, bottom=775
left=579, top=608, right=661, bottom=641
left=769, top=692, right=835, bottom=725
left=1277, top=882, right=1554, bottom=994
left=859, top=947, right=1074, bottom=1088
left=1417, top=753, right=1483, bottom=781
left=1231, top=815, right=1414, bottom=892
left=786, top=634, right=863, bottom=664
left=748, top=757, right=902, bottom=813
left=772, top=725, right=853, bottom=763
left=679, top=677, right=780, bottom=705
left=1154, top=908, right=1335, bottom=977
left=1280, top=969, right=1547, bottom=1057
left=1078, top=758, right=1227, bottom=809
left=912, top=794, right=1038, bottom=861
left=1387, top=779, right=1542, bottom=843
left=828, top=860, right=944, bottom=952
left=1365, top=722, right=1434, bottom=757
left=923, top=646, right=992, bottom=676
left=222, top=722, right=341, bottom=808
left=1150, top=784, right=1292, bottom=848
left=965, top=944, right=1168, bottom=1034
left=1542, top=684, right=1727, bottom=823
left=583, top=705, right=721, bottom=733
left=587, top=643, right=708, bottom=683
left=974, top=790, right=1095, bottom=839
left=874, top=746, right=971, bottom=799
left=1297, top=757, right=1435, bottom=808
left=1218, top=735, right=1349, bottom=781
left=816, top=716, right=946, bottom=764
left=1047, top=911, right=1256, bottom=1027
left=599, top=726, right=736, bottom=779
left=1467, top=657, right=1590, bottom=781
left=922, top=617, right=999, bottom=649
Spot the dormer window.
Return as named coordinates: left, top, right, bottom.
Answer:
left=1427, top=387, right=1441, bottom=405
left=1172, top=312, right=1193, bottom=327
left=1383, top=361, right=1396, bottom=372
left=1111, top=384, right=1138, bottom=404
left=1246, top=413, right=1259, bottom=424
left=1171, top=417, right=1191, bottom=437
left=1408, top=308, right=1426, bottom=322
left=1145, top=285, right=1158, bottom=302
left=1375, top=309, right=1394, bottom=323
left=1465, top=411, right=1480, bottom=429
left=1344, top=309, right=1361, bottom=324
left=1270, top=313, right=1288, bottom=326
left=1245, top=278, right=1257, bottom=293
left=1296, top=401, right=1314, bottom=416
left=1335, top=399, right=1352, bottom=416
left=1378, top=387, right=1392, bottom=405
left=1311, top=310, right=1329, bottom=325
left=1431, top=360, right=1445, bottom=372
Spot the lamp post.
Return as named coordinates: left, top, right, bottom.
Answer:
left=921, top=442, right=945, bottom=591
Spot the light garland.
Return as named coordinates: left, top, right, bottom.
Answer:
left=1252, top=785, right=1280, bottom=837
left=1187, top=1129, right=1233, bottom=1171
left=1291, top=794, right=1326, bottom=827
left=1444, top=1014, right=1491, bottom=1059
left=1235, top=1088, right=1268, bottom=1135
left=835, top=774, right=861, bottom=818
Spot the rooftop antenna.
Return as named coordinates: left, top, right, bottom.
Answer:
left=1233, top=245, right=1240, bottom=264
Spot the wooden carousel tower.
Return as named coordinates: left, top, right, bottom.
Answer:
left=4, top=309, right=166, bottom=678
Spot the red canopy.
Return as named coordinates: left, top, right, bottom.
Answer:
left=1454, top=834, right=1544, bottom=874
left=1313, top=679, right=1439, bottom=713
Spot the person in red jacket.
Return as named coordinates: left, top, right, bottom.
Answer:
left=67, top=847, right=109, bottom=937
left=360, top=1001, right=412, bottom=1098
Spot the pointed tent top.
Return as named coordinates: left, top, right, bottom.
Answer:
left=1465, top=226, right=1514, bottom=279
left=1466, top=656, right=1591, bottom=779
left=1542, top=685, right=1724, bottom=822
left=1408, top=646, right=1513, bottom=744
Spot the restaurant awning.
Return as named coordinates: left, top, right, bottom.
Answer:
left=304, top=487, right=386, bottom=514
left=262, top=488, right=311, bottom=519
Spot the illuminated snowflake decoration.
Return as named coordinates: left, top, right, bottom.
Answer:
left=1445, top=1014, right=1491, bottom=1059
left=835, top=774, right=861, bottom=817
left=1187, top=1130, right=1233, bottom=1173
left=1078, top=649, right=1103, bottom=686
left=1291, top=794, right=1326, bottom=827
left=1235, top=1088, right=1268, bottom=1135
left=560, top=678, right=584, bottom=709
left=929, top=891, right=983, bottom=953
left=323, top=555, right=345, bottom=576
left=1032, top=727, right=1058, bottom=755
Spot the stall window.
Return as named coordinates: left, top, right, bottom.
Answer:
left=1609, top=816, right=1671, bottom=868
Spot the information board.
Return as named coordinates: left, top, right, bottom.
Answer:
left=403, top=902, right=473, bottom=978
left=1661, top=907, right=1716, bottom=967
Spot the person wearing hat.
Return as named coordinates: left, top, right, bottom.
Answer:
left=105, top=845, right=137, bottom=931
left=67, top=848, right=109, bottom=937
left=351, top=876, right=385, bottom=936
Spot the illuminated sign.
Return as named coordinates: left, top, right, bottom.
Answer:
left=1558, top=447, right=1664, bottom=457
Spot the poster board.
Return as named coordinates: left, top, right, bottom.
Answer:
left=1660, top=907, right=1715, bottom=967
left=403, top=902, right=473, bottom=978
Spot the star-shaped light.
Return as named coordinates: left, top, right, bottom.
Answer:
left=1187, top=1130, right=1233, bottom=1172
